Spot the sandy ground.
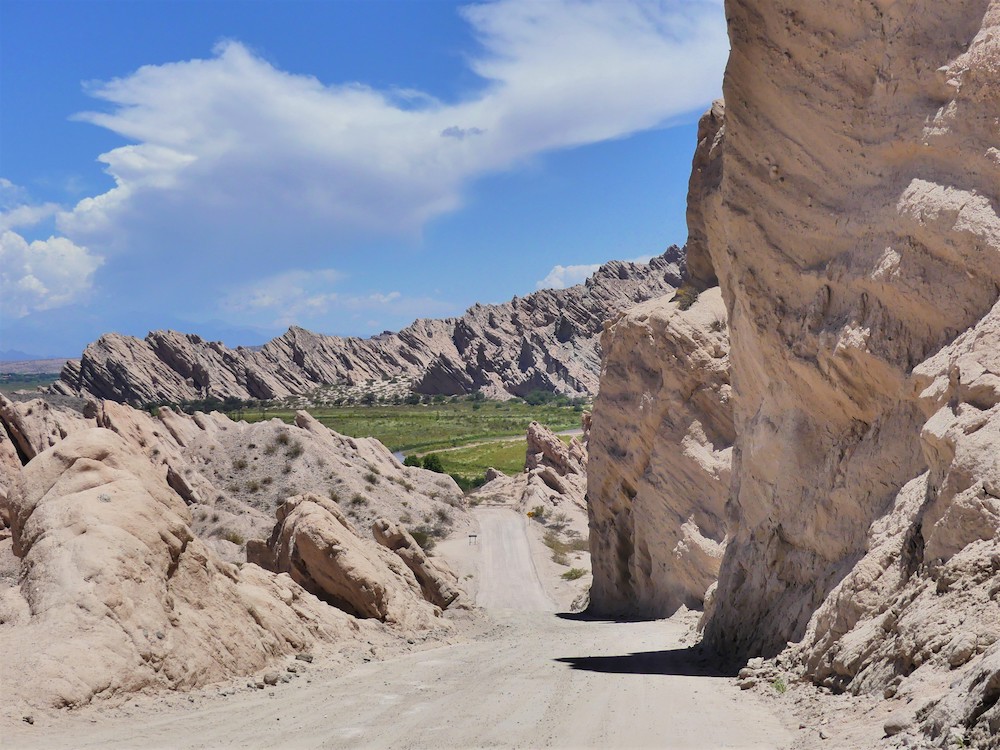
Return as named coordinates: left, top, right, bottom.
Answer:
left=6, top=508, right=794, bottom=749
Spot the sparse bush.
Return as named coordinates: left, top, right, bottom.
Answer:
left=351, top=494, right=368, bottom=506
left=211, top=512, right=220, bottom=522
left=400, top=511, right=413, bottom=524
left=561, top=568, right=587, bottom=581
left=283, top=462, right=292, bottom=474
left=549, top=511, right=570, bottom=531
left=233, top=458, right=248, bottom=471
left=221, top=530, right=245, bottom=546
left=528, top=505, right=547, bottom=522
left=285, top=442, right=304, bottom=459
left=772, top=676, right=788, bottom=694
left=409, top=525, right=437, bottom=551
left=435, top=507, right=451, bottom=524
left=364, top=472, right=379, bottom=485
left=246, top=479, right=261, bottom=493
left=329, top=488, right=341, bottom=503
left=675, top=284, right=700, bottom=311
left=276, top=432, right=290, bottom=446
left=264, top=443, right=277, bottom=456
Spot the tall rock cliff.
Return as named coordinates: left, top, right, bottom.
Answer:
left=53, top=253, right=683, bottom=405
left=702, top=0, right=1000, bottom=662
left=588, top=0, right=1000, bottom=741
left=587, top=289, right=731, bottom=617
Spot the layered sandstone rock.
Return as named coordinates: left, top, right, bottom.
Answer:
left=53, top=252, right=683, bottom=404
left=371, top=518, right=460, bottom=610
left=0, top=430, right=363, bottom=714
left=701, top=0, right=1000, bottom=665
left=587, top=288, right=731, bottom=617
left=256, top=494, right=445, bottom=631
left=0, top=394, right=465, bottom=559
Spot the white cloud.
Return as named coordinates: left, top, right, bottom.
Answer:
left=0, top=230, right=103, bottom=318
left=535, top=253, right=657, bottom=290
left=221, top=269, right=453, bottom=330
left=55, top=0, right=728, bottom=249
left=536, top=263, right=602, bottom=290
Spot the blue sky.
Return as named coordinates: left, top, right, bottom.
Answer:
left=0, top=0, right=727, bottom=357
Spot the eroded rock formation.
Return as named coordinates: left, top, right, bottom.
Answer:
left=587, top=288, right=731, bottom=617
left=0, top=393, right=468, bottom=716
left=702, top=0, right=1000, bottom=663
left=0, top=429, right=362, bottom=714
left=53, top=253, right=683, bottom=405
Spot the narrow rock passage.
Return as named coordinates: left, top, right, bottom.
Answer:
left=8, top=508, right=792, bottom=749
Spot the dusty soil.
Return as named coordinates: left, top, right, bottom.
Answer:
left=6, top=508, right=794, bottom=749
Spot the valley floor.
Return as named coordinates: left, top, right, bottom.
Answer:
left=7, top=509, right=793, bottom=749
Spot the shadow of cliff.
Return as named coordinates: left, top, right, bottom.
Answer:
left=554, top=646, right=738, bottom=678
left=554, top=611, right=655, bottom=623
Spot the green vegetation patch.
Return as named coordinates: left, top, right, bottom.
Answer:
left=0, top=373, right=59, bottom=394
left=243, top=399, right=583, bottom=454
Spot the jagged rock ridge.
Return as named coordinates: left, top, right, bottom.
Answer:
left=53, top=253, right=683, bottom=405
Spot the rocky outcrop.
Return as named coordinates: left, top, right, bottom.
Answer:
left=0, top=395, right=464, bottom=562
left=701, top=0, right=1000, bottom=663
left=0, top=429, right=362, bottom=714
left=258, top=494, right=444, bottom=630
left=583, top=1, right=1000, bottom=742
left=587, top=288, right=731, bottom=617
left=54, top=252, right=684, bottom=405
left=371, top=518, right=460, bottom=610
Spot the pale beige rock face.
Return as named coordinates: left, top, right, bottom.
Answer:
left=702, top=0, right=1000, bottom=660
left=54, top=253, right=683, bottom=404
left=0, top=395, right=467, bottom=560
left=0, top=429, right=361, bottom=715
left=371, top=517, right=460, bottom=610
left=587, top=289, right=731, bottom=617
left=262, top=493, right=445, bottom=631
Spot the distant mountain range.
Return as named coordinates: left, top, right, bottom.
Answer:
left=52, top=249, right=685, bottom=404
left=0, top=350, right=57, bottom=362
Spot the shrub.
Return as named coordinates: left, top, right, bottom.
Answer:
left=561, top=568, right=587, bottom=581
left=233, top=458, right=248, bottom=471
left=422, top=454, right=445, bottom=474
left=276, top=432, right=290, bottom=446
left=435, top=507, right=451, bottom=524
left=246, top=479, right=261, bottom=493
left=409, top=526, right=436, bottom=552
left=675, top=284, right=700, bottom=311
left=221, top=530, right=245, bottom=546
left=285, top=442, right=304, bottom=459
left=350, top=494, right=368, bottom=506
left=364, top=472, right=379, bottom=485
left=528, top=505, right=547, bottom=521
left=772, top=676, right=788, bottom=694
left=403, top=455, right=422, bottom=468
left=329, top=488, right=341, bottom=503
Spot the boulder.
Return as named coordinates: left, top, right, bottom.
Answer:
left=371, top=518, right=460, bottom=609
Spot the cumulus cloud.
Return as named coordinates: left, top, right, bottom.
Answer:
left=536, top=263, right=602, bottom=290
left=221, top=269, right=454, bottom=330
left=535, top=253, right=656, bottom=290
left=0, top=230, right=103, bottom=318
left=56, top=0, right=728, bottom=250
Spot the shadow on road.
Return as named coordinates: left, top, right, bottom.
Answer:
left=554, top=647, right=738, bottom=678
left=555, top=611, right=658, bottom=624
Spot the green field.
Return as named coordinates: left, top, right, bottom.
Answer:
left=0, top=373, right=59, bottom=395
left=432, top=433, right=575, bottom=485
left=243, top=400, right=584, bottom=454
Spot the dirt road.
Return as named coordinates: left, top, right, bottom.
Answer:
left=9, top=509, right=792, bottom=749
